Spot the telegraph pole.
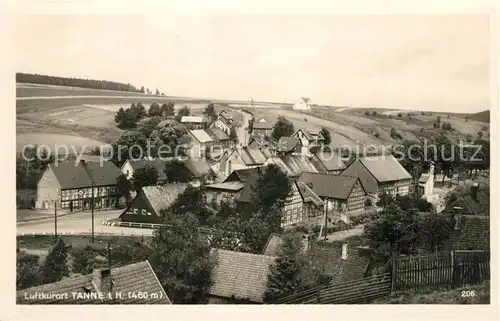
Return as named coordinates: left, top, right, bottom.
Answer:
left=54, top=201, right=58, bottom=243
left=91, top=182, right=95, bottom=243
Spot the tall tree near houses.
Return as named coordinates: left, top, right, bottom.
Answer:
left=42, top=238, right=70, bottom=284
left=251, top=164, right=292, bottom=215
left=155, top=88, right=160, bottom=95
left=148, top=212, right=213, bottom=304
left=320, top=127, right=331, bottom=145
left=264, top=232, right=331, bottom=303
left=161, top=102, right=175, bottom=117
left=175, top=105, right=191, bottom=122
left=148, top=102, right=163, bottom=117
left=111, top=131, right=148, bottom=167
left=140, top=86, right=145, bottom=93
left=203, top=103, right=217, bottom=122
left=17, top=252, right=43, bottom=290
left=115, top=174, right=134, bottom=206
left=162, top=185, right=213, bottom=226
left=271, top=116, right=295, bottom=140
left=132, top=165, right=159, bottom=191
left=164, top=159, right=194, bottom=183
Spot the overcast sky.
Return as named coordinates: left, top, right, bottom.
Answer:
left=16, top=14, right=490, bottom=112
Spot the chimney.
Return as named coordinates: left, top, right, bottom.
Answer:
left=301, top=234, right=310, bottom=253
left=453, top=214, right=461, bottom=230
left=341, top=243, right=348, bottom=260
left=225, top=160, right=231, bottom=177
left=356, top=245, right=373, bottom=258
left=470, top=183, right=479, bottom=201
left=92, top=268, right=113, bottom=294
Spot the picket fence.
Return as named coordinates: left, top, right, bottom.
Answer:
left=391, top=250, right=490, bottom=293
left=270, top=250, right=490, bottom=304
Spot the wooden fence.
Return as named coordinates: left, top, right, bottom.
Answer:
left=271, top=273, right=391, bottom=304
left=269, top=250, right=490, bottom=304
left=391, top=250, right=490, bottom=293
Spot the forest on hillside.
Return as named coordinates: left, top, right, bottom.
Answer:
left=468, top=110, right=490, bottom=123
left=16, top=72, right=141, bottom=93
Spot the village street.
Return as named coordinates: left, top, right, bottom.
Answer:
left=16, top=209, right=155, bottom=237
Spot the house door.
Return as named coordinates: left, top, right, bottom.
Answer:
left=69, top=201, right=73, bottom=212
left=105, top=198, right=110, bottom=208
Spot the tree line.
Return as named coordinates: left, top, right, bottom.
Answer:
left=16, top=73, right=142, bottom=93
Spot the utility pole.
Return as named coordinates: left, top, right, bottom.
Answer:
left=54, top=201, right=58, bottom=243
left=91, top=182, right=95, bottom=243
left=107, top=242, right=113, bottom=293
left=26, top=158, right=29, bottom=186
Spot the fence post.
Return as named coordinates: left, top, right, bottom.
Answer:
left=390, top=256, right=397, bottom=295
left=450, top=250, right=456, bottom=287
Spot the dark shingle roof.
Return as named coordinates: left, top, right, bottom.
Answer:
left=49, top=160, right=121, bottom=190
left=207, top=127, right=230, bottom=141
left=184, top=158, right=212, bottom=178
left=296, top=181, right=324, bottom=206
left=141, top=184, right=189, bottom=215
left=237, top=147, right=268, bottom=165
left=358, top=155, right=411, bottom=182
left=445, top=215, right=490, bottom=251
left=209, top=249, right=276, bottom=303
left=266, top=155, right=318, bottom=177
left=340, top=159, right=378, bottom=194
left=262, top=233, right=285, bottom=257
left=17, top=261, right=171, bottom=304
left=297, top=173, right=360, bottom=200
left=277, top=137, right=300, bottom=153
left=253, top=122, right=274, bottom=130
left=308, top=242, right=370, bottom=284
left=311, top=153, right=346, bottom=172
left=223, top=167, right=261, bottom=203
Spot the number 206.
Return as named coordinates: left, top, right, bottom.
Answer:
left=461, top=290, right=476, bottom=297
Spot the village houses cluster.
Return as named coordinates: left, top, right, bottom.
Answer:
left=26, top=105, right=488, bottom=305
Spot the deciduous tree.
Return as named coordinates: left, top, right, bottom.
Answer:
left=271, top=116, right=295, bottom=140
left=133, top=165, right=159, bottom=191
left=149, top=212, right=213, bottom=304
left=42, top=238, right=70, bottom=284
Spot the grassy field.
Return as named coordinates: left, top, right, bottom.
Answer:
left=16, top=83, right=489, bottom=151
left=17, top=234, right=150, bottom=251
left=373, top=281, right=490, bottom=304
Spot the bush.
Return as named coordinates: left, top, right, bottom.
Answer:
left=364, top=111, right=370, bottom=116
left=397, top=113, right=402, bottom=117
left=17, top=194, right=35, bottom=209
left=481, top=125, right=488, bottom=131
left=372, top=111, right=378, bottom=116
left=390, top=127, right=403, bottom=139
left=374, top=132, right=380, bottom=138
left=365, top=198, right=373, bottom=207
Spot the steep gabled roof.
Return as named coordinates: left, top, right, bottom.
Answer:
left=358, top=155, right=412, bottom=182
left=223, top=167, right=261, bottom=203
left=308, top=241, right=370, bottom=284
left=253, top=122, right=274, bottom=130
left=340, top=159, right=378, bottom=194
left=236, top=147, right=268, bottom=165
left=296, top=181, right=324, bottom=206
left=445, top=215, right=490, bottom=251
left=311, top=153, right=346, bottom=172
left=17, top=261, right=171, bottom=304
left=209, top=249, right=277, bottom=303
left=297, top=173, right=361, bottom=200
left=207, top=127, right=230, bottom=141
left=266, top=155, right=318, bottom=177
left=49, top=160, right=122, bottom=189
left=277, top=137, right=301, bottom=153
left=189, top=129, right=213, bottom=143
left=184, top=158, right=212, bottom=178
left=141, top=184, right=189, bottom=214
